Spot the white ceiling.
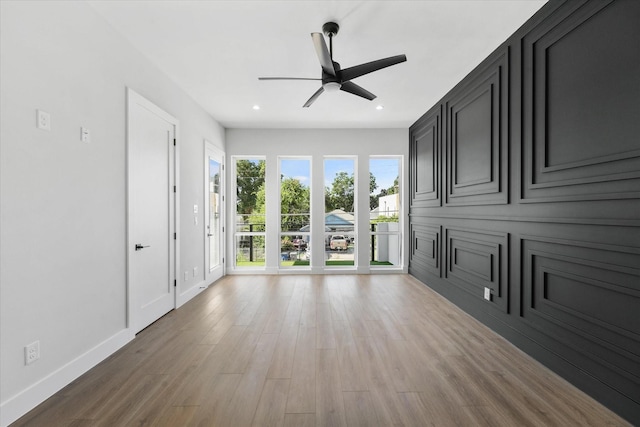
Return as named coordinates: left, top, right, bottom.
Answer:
left=89, top=0, right=546, bottom=129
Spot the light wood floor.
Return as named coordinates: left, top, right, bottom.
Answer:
left=13, top=274, right=629, bottom=426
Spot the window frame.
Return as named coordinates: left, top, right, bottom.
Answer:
left=232, top=156, right=267, bottom=269
left=323, top=156, right=358, bottom=269
left=278, top=156, right=312, bottom=269
left=369, top=155, right=403, bottom=269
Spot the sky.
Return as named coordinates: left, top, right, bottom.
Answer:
left=280, top=158, right=399, bottom=193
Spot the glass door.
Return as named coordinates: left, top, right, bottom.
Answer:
left=205, top=143, right=224, bottom=283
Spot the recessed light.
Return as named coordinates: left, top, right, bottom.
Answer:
left=376, top=105, right=384, bottom=110
left=252, top=105, right=260, bottom=110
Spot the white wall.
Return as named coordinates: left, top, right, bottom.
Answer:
left=225, top=128, right=409, bottom=275
left=0, top=2, right=224, bottom=425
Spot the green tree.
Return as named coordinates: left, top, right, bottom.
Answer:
left=236, top=159, right=265, bottom=216
left=370, top=175, right=399, bottom=209
left=279, top=177, right=310, bottom=231
left=386, top=176, right=399, bottom=195
left=325, top=171, right=354, bottom=212
left=325, top=172, right=377, bottom=212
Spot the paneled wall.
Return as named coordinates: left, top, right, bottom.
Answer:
left=408, top=0, right=640, bottom=422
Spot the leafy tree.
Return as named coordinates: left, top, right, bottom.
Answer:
left=325, top=172, right=377, bottom=212
left=250, top=176, right=310, bottom=232
left=386, top=176, right=399, bottom=195
left=279, top=177, right=310, bottom=231
left=236, top=159, right=265, bottom=216
left=370, top=175, right=399, bottom=209
left=368, top=172, right=379, bottom=210
left=325, top=171, right=353, bottom=212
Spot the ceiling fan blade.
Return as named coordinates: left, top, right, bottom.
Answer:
left=311, top=33, right=335, bottom=76
left=340, top=81, right=376, bottom=101
left=303, top=87, right=325, bottom=108
left=341, top=54, right=407, bottom=82
left=258, top=77, right=321, bottom=81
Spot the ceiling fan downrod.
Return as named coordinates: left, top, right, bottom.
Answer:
left=322, top=21, right=339, bottom=59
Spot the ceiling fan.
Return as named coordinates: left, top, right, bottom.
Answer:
left=259, top=22, right=407, bottom=107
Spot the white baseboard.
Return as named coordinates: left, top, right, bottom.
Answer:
left=176, top=279, right=209, bottom=308
left=0, top=328, right=132, bottom=427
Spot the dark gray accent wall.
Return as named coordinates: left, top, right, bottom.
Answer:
left=408, top=0, right=640, bottom=422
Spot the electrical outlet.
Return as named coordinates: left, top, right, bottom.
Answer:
left=193, top=266, right=198, bottom=277
left=36, top=110, right=51, bottom=131
left=184, top=271, right=189, bottom=281
left=484, top=287, right=491, bottom=301
left=25, top=341, right=40, bottom=365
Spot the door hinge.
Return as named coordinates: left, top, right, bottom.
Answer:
left=174, top=279, right=177, bottom=287
left=173, top=138, right=176, bottom=146
left=174, top=233, right=177, bottom=240
left=173, top=185, right=176, bottom=193
left=222, top=226, right=224, bottom=232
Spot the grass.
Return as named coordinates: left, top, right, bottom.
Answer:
left=238, top=260, right=394, bottom=267
left=278, top=260, right=394, bottom=267
left=235, top=261, right=266, bottom=267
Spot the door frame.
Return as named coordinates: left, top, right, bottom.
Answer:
left=125, top=88, right=179, bottom=335
left=204, top=140, right=225, bottom=285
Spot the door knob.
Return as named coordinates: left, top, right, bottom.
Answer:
left=135, top=244, right=150, bottom=251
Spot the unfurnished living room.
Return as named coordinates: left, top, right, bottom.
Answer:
left=1, top=0, right=638, bottom=425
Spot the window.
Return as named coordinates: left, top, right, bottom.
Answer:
left=279, top=158, right=311, bottom=268
left=370, top=157, right=401, bottom=267
left=234, top=158, right=266, bottom=267
left=324, top=158, right=356, bottom=267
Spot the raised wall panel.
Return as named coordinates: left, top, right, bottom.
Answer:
left=408, top=0, right=640, bottom=420
left=522, top=0, right=640, bottom=202
left=521, top=236, right=640, bottom=400
left=410, top=223, right=441, bottom=278
left=410, top=106, right=441, bottom=207
left=445, top=48, right=508, bottom=206
left=445, top=227, right=508, bottom=313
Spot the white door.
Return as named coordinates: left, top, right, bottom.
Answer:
left=127, top=89, right=177, bottom=334
left=205, top=142, right=224, bottom=284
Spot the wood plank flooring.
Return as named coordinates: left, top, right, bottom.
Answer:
left=12, top=274, right=630, bottom=426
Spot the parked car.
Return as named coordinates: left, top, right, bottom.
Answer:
left=329, top=235, right=348, bottom=251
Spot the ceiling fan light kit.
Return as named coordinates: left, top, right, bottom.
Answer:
left=259, top=21, right=407, bottom=107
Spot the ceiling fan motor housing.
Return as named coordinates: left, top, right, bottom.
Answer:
left=322, top=61, right=342, bottom=89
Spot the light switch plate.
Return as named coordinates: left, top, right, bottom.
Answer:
left=81, top=127, right=91, bottom=143
left=484, top=287, right=491, bottom=301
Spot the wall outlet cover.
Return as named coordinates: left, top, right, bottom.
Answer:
left=25, top=341, right=40, bottom=365
left=36, top=110, right=51, bottom=131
